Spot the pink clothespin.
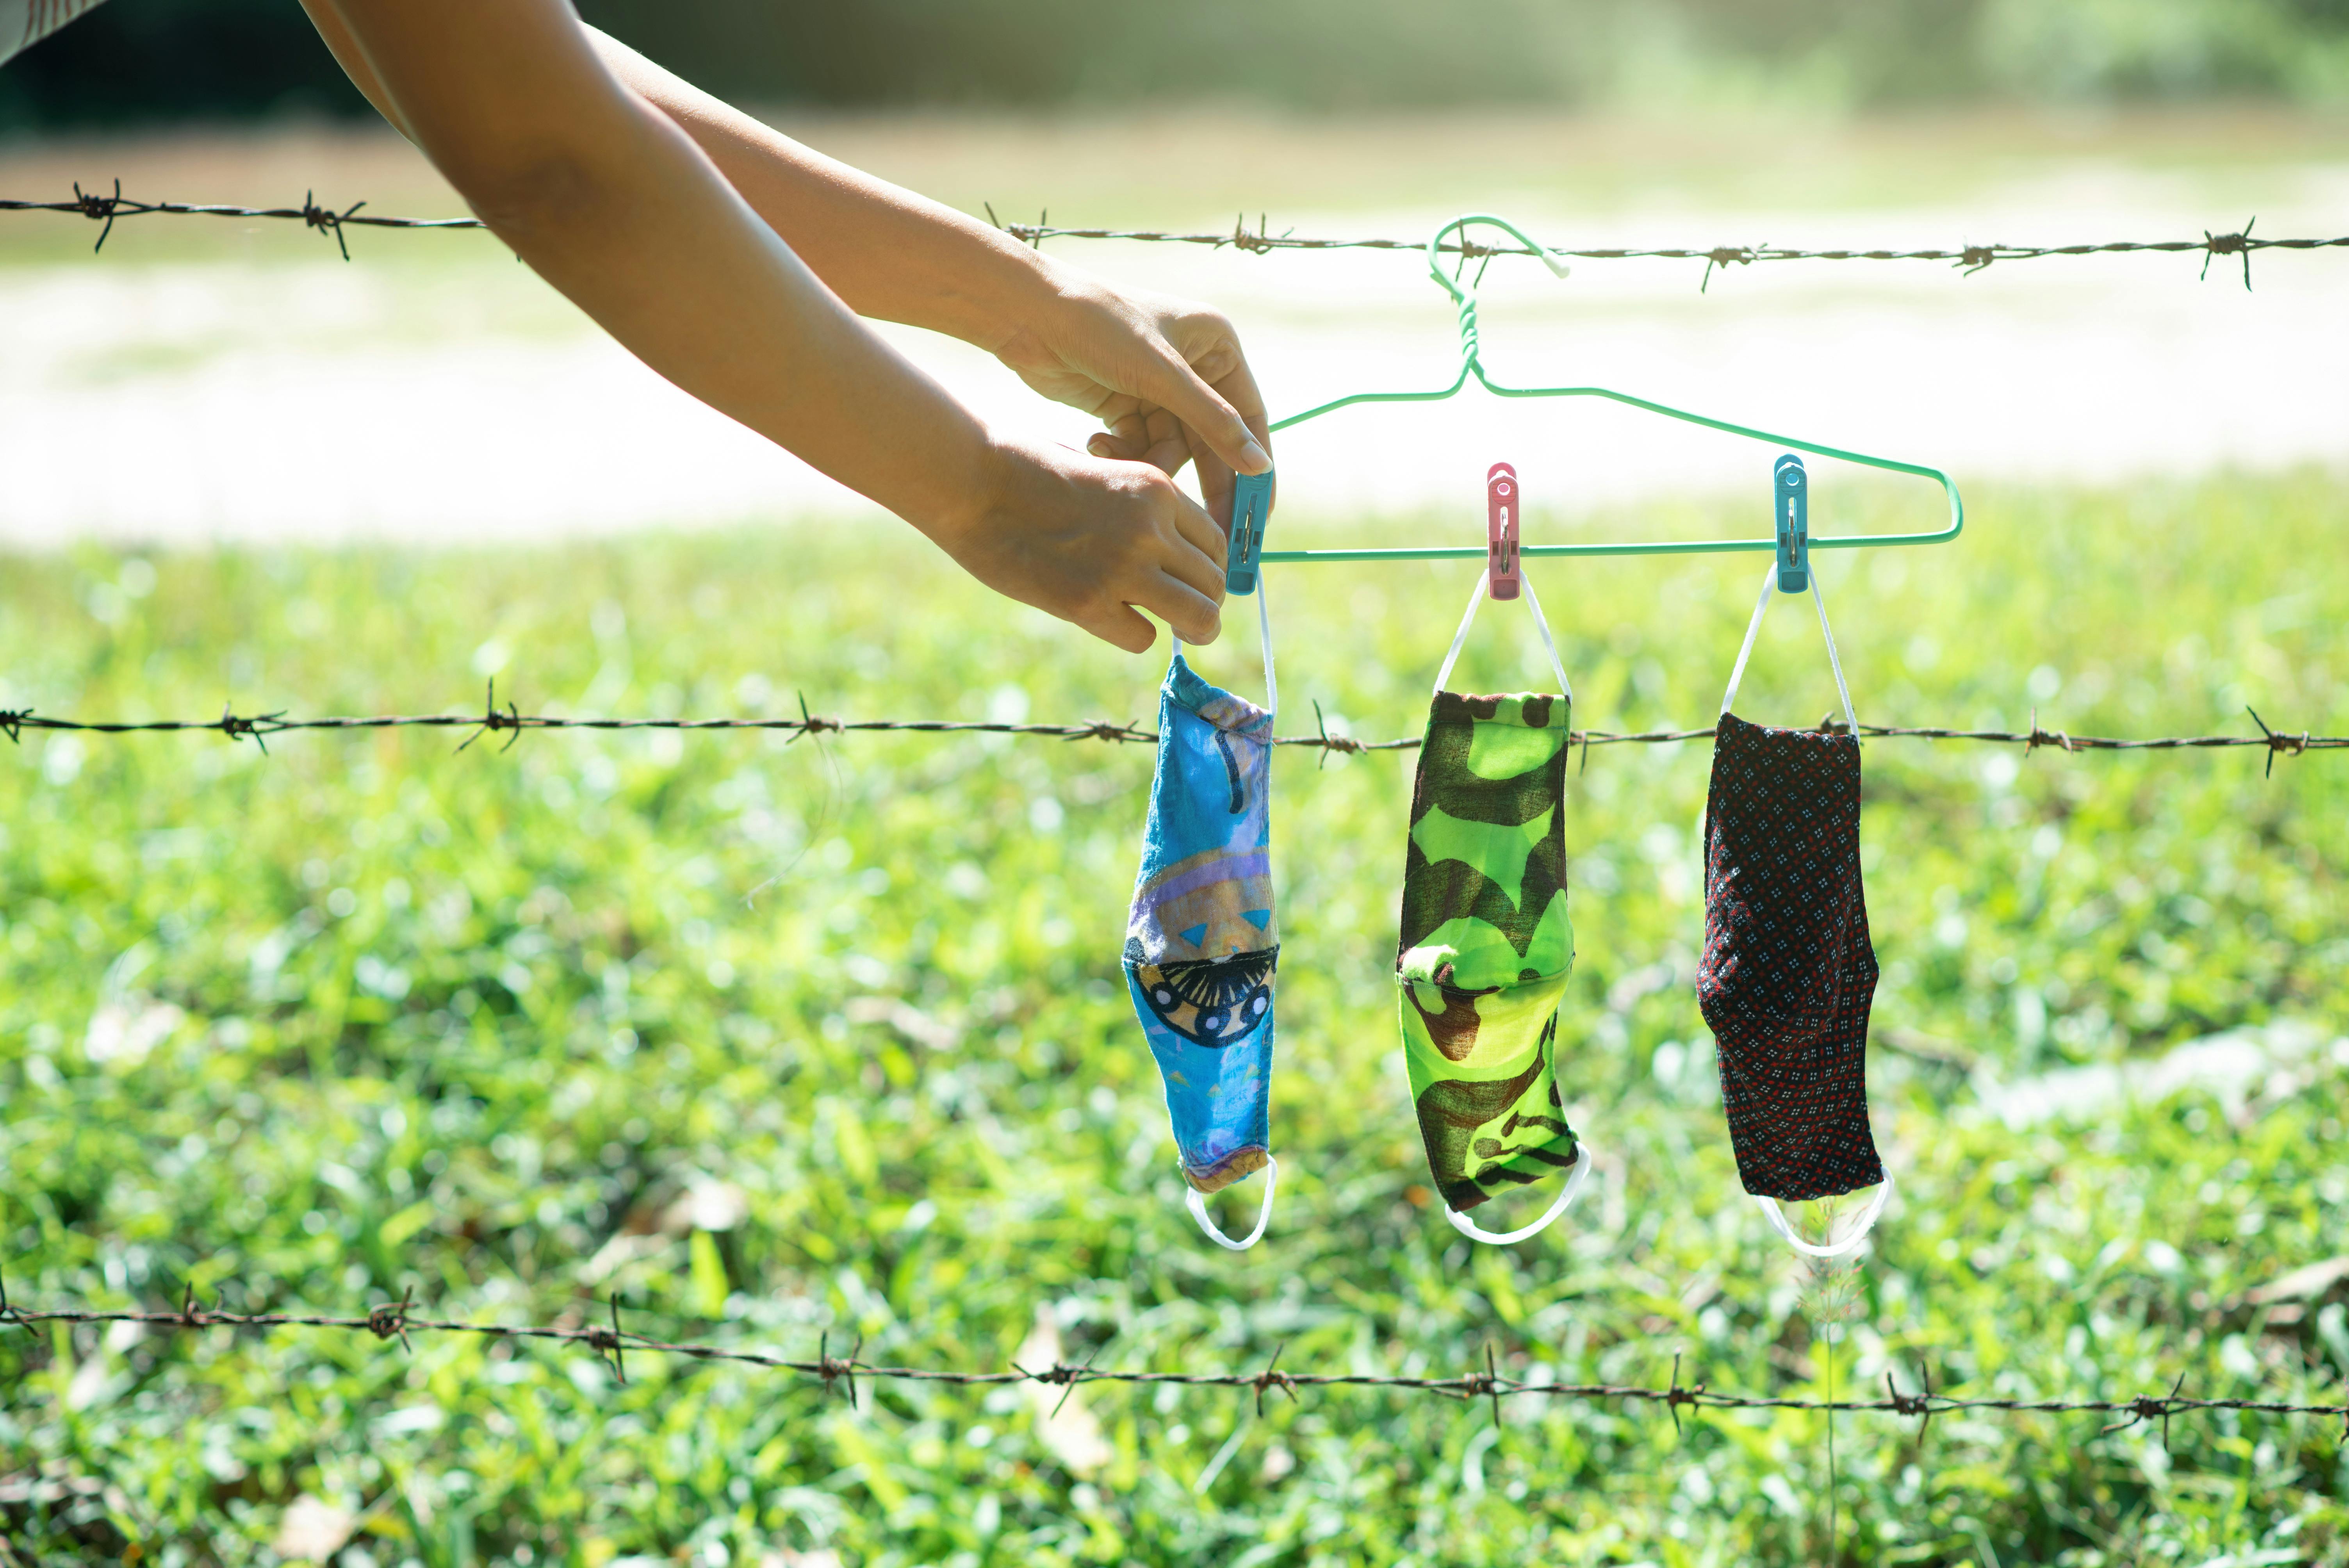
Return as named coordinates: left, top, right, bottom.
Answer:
left=1486, top=462, right=1522, bottom=600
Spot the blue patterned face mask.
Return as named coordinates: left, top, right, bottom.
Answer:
left=1123, top=590, right=1280, bottom=1250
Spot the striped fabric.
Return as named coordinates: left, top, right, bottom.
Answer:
left=2, top=0, right=109, bottom=67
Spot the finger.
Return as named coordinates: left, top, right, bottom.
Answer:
left=1131, top=349, right=1271, bottom=479
left=1130, top=569, right=1223, bottom=647
left=1075, top=600, right=1158, bottom=655
left=1110, top=409, right=1152, bottom=449
left=1207, top=351, right=1272, bottom=458
left=1153, top=524, right=1227, bottom=607
left=1204, top=351, right=1273, bottom=511
left=1159, top=486, right=1228, bottom=575
left=1188, top=425, right=1236, bottom=530
left=1107, top=408, right=1190, bottom=477
left=1088, top=431, right=1142, bottom=461
left=1140, top=429, right=1192, bottom=476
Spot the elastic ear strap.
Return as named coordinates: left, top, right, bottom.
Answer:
left=1443, top=1142, right=1595, bottom=1245
left=1719, top=560, right=1778, bottom=716
left=1185, top=1156, right=1279, bottom=1251
left=1754, top=1173, right=1893, bottom=1259
left=1518, top=570, right=1574, bottom=703
left=1809, top=572, right=1858, bottom=736
left=1257, top=573, right=1278, bottom=719
left=1168, top=586, right=1277, bottom=719
left=1432, top=571, right=1486, bottom=695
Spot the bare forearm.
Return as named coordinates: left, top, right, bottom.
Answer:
left=316, top=0, right=994, bottom=540
left=296, top=0, right=411, bottom=137
left=588, top=29, right=1059, bottom=352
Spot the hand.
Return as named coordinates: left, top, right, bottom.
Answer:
left=929, top=433, right=1232, bottom=654
left=989, top=264, right=1273, bottom=529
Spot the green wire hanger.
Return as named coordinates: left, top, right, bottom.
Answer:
left=1223, top=214, right=1962, bottom=581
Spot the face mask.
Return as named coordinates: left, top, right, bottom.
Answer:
left=1125, top=589, right=1280, bottom=1250
left=1395, top=571, right=1594, bottom=1245
left=1698, top=560, right=1892, bottom=1256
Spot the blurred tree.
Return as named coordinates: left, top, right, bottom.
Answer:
left=2, top=0, right=2345, bottom=130
left=0, top=0, right=369, bottom=129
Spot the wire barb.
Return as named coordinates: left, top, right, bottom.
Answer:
left=366, top=1286, right=416, bottom=1354
left=1252, top=1342, right=1299, bottom=1417
left=1887, top=1365, right=1936, bottom=1445
left=2202, top=218, right=2258, bottom=290
left=2102, top=1371, right=2190, bottom=1448
left=217, top=702, right=285, bottom=754
left=815, top=1330, right=863, bottom=1406
left=456, top=678, right=525, bottom=754
left=1048, top=1338, right=1110, bottom=1418
left=1666, top=1352, right=1706, bottom=1436
left=2246, top=705, right=2308, bottom=779
left=73, top=178, right=124, bottom=252
left=300, top=189, right=369, bottom=262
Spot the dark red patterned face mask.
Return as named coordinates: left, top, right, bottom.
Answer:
left=1696, top=712, right=1883, bottom=1203
left=1695, top=561, right=1890, bottom=1251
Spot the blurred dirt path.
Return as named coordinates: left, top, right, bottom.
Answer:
left=1, top=119, right=2343, bottom=546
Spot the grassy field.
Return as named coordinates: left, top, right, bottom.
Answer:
left=2, top=467, right=2347, bottom=1563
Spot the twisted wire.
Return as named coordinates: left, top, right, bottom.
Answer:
left=5, top=185, right=2338, bottom=288
left=2, top=1291, right=2340, bottom=1438
left=0, top=691, right=2337, bottom=768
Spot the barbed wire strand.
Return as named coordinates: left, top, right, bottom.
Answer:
left=4, top=1287, right=2345, bottom=1438
left=0, top=688, right=2337, bottom=769
left=986, top=209, right=2330, bottom=292
left=7, top=185, right=2344, bottom=289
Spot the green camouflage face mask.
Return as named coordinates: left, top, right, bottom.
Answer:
left=1395, top=572, right=1593, bottom=1245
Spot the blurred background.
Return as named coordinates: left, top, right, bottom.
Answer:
left=0, top=0, right=2345, bottom=544
left=10, top=0, right=2349, bottom=125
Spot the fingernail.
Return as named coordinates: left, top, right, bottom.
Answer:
left=1239, top=440, right=1272, bottom=474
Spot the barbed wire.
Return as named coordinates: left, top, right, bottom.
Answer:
left=4, top=1285, right=2343, bottom=1441
left=988, top=209, right=2336, bottom=291
left=6, top=183, right=2341, bottom=289
left=0, top=181, right=481, bottom=261
left=0, top=687, right=2338, bottom=771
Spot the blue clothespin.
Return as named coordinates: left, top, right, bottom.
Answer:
left=1773, top=454, right=1809, bottom=592
left=1224, top=470, right=1273, bottom=597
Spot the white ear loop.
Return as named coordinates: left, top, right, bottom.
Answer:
left=1169, top=573, right=1278, bottom=719
left=1443, top=1142, right=1595, bottom=1245
left=1810, top=572, right=1857, bottom=737
left=1719, top=560, right=1777, bottom=716
left=1434, top=567, right=1574, bottom=700
left=1519, top=570, right=1574, bottom=703
left=1257, top=573, right=1278, bottom=719
left=1432, top=571, right=1485, bottom=695
left=1755, top=1174, right=1893, bottom=1259
left=1718, top=559, right=1860, bottom=734
left=1185, top=1156, right=1279, bottom=1251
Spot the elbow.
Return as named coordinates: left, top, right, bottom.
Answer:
left=443, top=146, right=613, bottom=241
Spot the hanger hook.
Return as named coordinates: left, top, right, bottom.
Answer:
left=1424, top=215, right=1572, bottom=306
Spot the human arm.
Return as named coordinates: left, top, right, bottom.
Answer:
left=296, top=0, right=1230, bottom=652
left=302, top=2, right=1269, bottom=526
left=584, top=32, right=1273, bottom=523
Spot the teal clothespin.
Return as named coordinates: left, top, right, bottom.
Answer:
left=1225, top=470, right=1273, bottom=596
left=1774, top=454, right=1809, bottom=592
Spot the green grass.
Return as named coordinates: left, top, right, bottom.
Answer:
left=3, top=470, right=2347, bottom=1564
